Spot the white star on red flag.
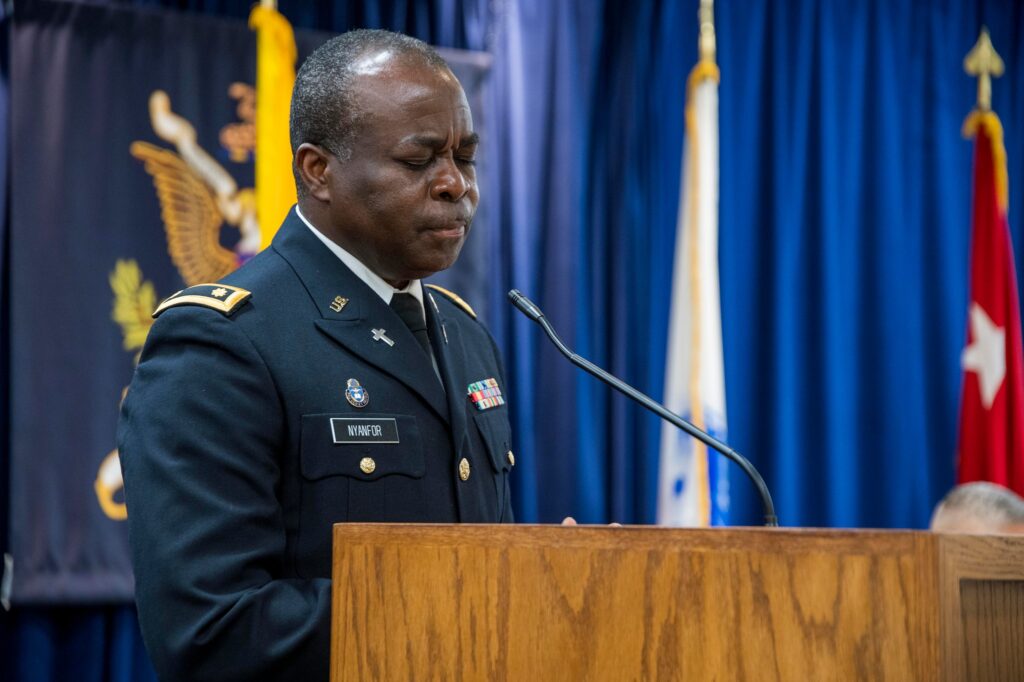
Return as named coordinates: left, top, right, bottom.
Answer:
left=961, top=302, right=1007, bottom=409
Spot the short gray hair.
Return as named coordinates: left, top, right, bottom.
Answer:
left=289, top=29, right=450, bottom=191
left=930, top=481, right=1024, bottom=532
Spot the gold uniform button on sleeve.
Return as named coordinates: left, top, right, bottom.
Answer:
left=458, top=458, right=471, bottom=481
left=359, top=457, right=376, bottom=474
left=507, top=450, right=515, bottom=466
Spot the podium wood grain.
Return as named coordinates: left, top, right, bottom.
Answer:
left=330, top=525, right=1024, bottom=681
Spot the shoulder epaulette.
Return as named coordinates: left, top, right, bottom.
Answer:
left=153, top=283, right=252, bottom=318
left=425, top=284, right=477, bottom=319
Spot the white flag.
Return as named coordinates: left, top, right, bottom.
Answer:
left=657, top=59, right=729, bottom=526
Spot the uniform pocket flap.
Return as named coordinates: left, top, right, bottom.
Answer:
left=300, top=413, right=425, bottom=481
left=472, top=410, right=513, bottom=473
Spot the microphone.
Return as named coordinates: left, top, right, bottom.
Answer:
left=508, top=289, right=778, bottom=527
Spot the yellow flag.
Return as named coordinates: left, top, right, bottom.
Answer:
left=249, top=4, right=297, bottom=249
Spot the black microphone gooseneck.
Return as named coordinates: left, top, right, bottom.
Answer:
left=508, top=289, right=778, bottom=527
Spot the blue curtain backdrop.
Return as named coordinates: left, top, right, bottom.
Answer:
left=718, top=0, right=1023, bottom=527
left=3, top=0, right=1024, bottom=679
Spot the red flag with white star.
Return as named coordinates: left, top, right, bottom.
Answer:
left=957, top=111, right=1024, bottom=495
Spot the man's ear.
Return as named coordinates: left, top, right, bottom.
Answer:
left=295, top=143, right=331, bottom=201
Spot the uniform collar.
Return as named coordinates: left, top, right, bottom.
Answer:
left=294, top=204, right=424, bottom=314
left=272, top=208, right=449, bottom=422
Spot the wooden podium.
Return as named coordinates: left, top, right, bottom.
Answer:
left=330, top=525, right=1024, bottom=681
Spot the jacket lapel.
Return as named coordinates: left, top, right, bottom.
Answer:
left=272, top=211, right=449, bottom=423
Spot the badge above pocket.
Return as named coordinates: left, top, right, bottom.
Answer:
left=467, top=377, right=505, bottom=411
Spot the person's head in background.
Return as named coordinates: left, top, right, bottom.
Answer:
left=930, top=481, right=1024, bottom=534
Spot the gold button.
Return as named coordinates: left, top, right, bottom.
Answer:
left=507, top=450, right=515, bottom=466
left=359, top=457, right=376, bottom=475
left=458, top=457, right=471, bottom=481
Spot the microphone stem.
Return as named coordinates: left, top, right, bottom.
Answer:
left=536, top=315, right=778, bottom=527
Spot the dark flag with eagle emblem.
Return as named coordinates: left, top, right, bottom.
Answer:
left=4, top=0, right=493, bottom=603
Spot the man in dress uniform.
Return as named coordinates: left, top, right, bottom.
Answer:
left=119, top=29, right=514, bottom=682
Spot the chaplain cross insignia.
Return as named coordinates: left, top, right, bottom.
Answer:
left=371, top=328, right=395, bottom=347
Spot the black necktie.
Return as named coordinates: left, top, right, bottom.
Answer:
left=390, top=293, right=433, bottom=358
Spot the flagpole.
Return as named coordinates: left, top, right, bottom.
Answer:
left=962, top=28, right=1009, bottom=212
left=699, top=0, right=715, bottom=62
left=963, top=27, right=1003, bottom=113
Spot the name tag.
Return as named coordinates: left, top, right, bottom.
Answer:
left=330, top=417, right=400, bottom=444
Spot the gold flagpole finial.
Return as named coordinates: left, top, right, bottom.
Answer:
left=698, top=0, right=716, bottom=64
left=260, top=0, right=277, bottom=9
left=964, top=27, right=1004, bottom=112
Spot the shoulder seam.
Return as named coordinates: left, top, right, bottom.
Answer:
left=425, top=284, right=477, bottom=319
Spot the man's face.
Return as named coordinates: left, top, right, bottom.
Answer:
left=321, top=59, right=479, bottom=286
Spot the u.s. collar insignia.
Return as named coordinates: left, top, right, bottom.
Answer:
left=345, top=378, right=369, bottom=408
left=329, top=295, right=348, bottom=313
left=467, top=378, right=505, bottom=411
